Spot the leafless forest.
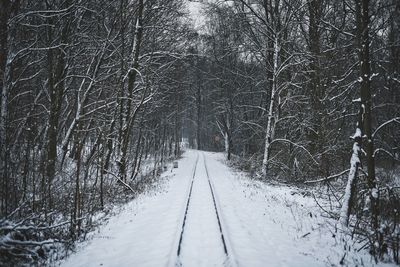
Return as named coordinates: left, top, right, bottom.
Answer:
left=0, top=0, right=399, bottom=265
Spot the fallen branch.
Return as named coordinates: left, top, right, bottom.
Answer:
left=103, top=169, right=136, bottom=193
left=304, top=169, right=350, bottom=184
left=1, top=220, right=72, bottom=232
left=2, top=238, right=63, bottom=247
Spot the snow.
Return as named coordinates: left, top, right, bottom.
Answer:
left=185, top=1, right=207, bottom=33
left=371, top=188, right=379, bottom=199
left=60, top=153, right=196, bottom=267
left=351, top=127, right=362, bottom=139
left=179, top=154, right=227, bottom=266
left=206, top=152, right=364, bottom=266
left=339, top=141, right=361, bottom=227
left=370, top=72, right=379, bottom=80
left=59, top=150, right=396, bottom=267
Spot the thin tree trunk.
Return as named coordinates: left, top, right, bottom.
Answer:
left=131, top=118, right=144, bottom=181
left=0, top=1, right=13, bottom=215
left=308, top=0, right=326, bottom=175
left=0, top=29, right=13, bottom=216
left=196, top=83, right=202, bottom=150
left=339, top=128, right=362, bottom=226
left=118, top=0, right=144, bottom=181
left=262, top=35, right=279, bottom=178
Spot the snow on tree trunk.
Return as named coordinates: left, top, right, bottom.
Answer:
left=224, top=132, right=229, bottom=154
left=0, top=44, right=12, bottom=211
left=0, top=55, right=11, bottom=158
left=262, top=35, right=279, bottom=178
left=358, top=0, right=378, bottom=232
left=339, top=128, right=361, bottom=227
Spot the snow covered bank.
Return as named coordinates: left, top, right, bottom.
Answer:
left=206, top=151, right=396, bottom=267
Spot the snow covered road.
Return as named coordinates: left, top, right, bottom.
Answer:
left=60, top=150, right=386, bottom=267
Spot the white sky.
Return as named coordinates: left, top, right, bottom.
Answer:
left=185, top=0, right=208, bottom=33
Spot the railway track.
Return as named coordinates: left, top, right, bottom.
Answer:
left=168, top=151, right=236, bottom=267
left=176, top=154, right=199, bottom=256
left=203, top=153, right=228, bottom=255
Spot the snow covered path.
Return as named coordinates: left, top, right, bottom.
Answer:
left=60, top=150, right=386, bottom=267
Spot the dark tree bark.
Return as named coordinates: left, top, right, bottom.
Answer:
left=0, top=0, right=20, bottom=216
left=118, top=0, right=144, bottom=181
left=357, top=0, right=378, bottom=233
left=196, top=80, right=202, bottom=150
left=45, top=6, right=71, bottom=210
left=307, top=0, right=327, bottom=176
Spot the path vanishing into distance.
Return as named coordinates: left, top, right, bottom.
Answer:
left=60, top=150, right=383, bottom=267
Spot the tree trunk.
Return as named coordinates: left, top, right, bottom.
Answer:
left=340, top=0, right=378, bottom=230
left=307, top=0, right=326, bottom=176
left=0, top=13, right=13, bottom=215
left=196, top=83, right=202, bottom=150
left=262, top=35, right=279, bottom=178
left=45, top=17, right=67, bottom=210
left=118, top=0, right=144, bottom=181
left=358, top=0, right=378, bottom=234
left=339, top=127, right=362, bottom=226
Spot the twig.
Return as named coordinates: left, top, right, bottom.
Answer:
left=304, top=169, right=350, bottom=184
left=103, top=170, right=136, bottom=193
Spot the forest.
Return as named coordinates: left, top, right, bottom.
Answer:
left=0, top=0, right=399, bottom=265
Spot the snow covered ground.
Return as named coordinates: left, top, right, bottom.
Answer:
left=59, top=150, right=396, bottom=267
